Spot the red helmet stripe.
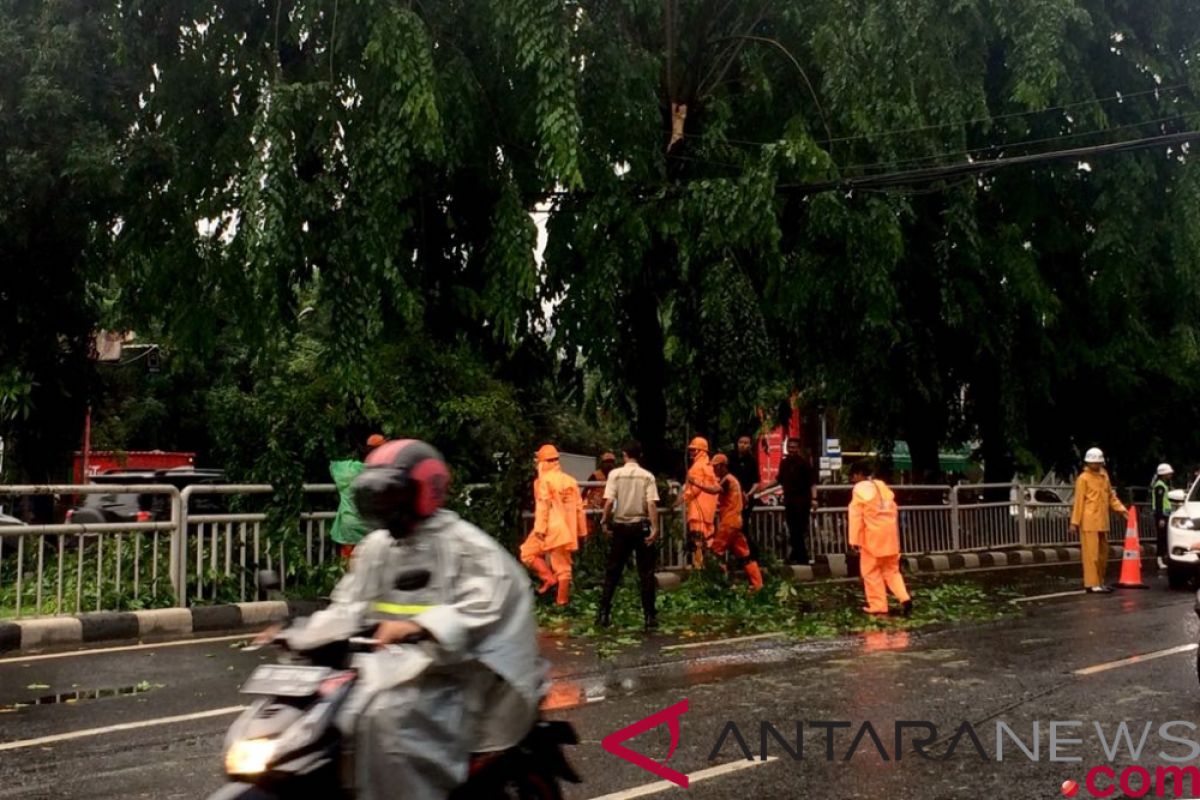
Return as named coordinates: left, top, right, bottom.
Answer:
left=410, top=458, right=452, bottom=517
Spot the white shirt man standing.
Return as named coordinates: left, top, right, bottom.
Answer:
left=598, top=440, right=660, bottom=630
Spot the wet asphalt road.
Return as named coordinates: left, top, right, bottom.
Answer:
left=0, top=564, right=1197, bottom=800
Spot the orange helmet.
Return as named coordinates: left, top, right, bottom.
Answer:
left=687, top=436, right=709, bottom=453
left=366, top=434, right=386, bottom=449
left=536, top=444, right=560, bottom=462
left=711, top=453, right=728, bottom=466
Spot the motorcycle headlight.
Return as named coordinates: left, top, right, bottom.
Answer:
left=225, top=738, right=276, bottom=776
left=1171, top=517, right=1198, bottom=531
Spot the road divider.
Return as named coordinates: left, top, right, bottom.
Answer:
left=586, top=757, right=777, bottom=800
left=1011, top=590, right=1088, bottom=604
left=1073, top=643, right=1198, bottom=676
left=0, top=600, right=324, bottom=656
left=0, top=706, right=246, bottom=751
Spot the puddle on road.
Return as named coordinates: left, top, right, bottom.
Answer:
left=0, top=682, right=163, bottom=712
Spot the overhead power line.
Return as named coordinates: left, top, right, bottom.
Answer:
left=537, top=129, right=1198, bottom=204
left=779, top=130, right=1200, bottom=194
left=842, top=114, right=1195, bottom=174
left=664, top=82, right=1193, bottom=150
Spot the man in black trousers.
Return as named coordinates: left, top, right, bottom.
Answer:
left=757, top=438, right=817, bottom=564
left=596, top=440, right=661, bottom=631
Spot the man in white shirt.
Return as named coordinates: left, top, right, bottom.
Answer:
left=597, top=440, right=660, bottom=630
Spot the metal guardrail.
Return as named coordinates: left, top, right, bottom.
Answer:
left=525, top=481, right=1154, bottom=570
left=0, top=484, right=181, bottom=619
left=178, top=484, right=338, bottom=606
left=0, top=478, right=1159, bottom=618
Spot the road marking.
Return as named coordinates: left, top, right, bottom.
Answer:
left=0, top=634, right=249, bottom=664
left=586, top=758, right=777, bottom=800
left=0, top=705, right=246, bottom=752
left=661, top=633, right=786, bottom=652
left=1011, top=589, right=1087, bottom=604
left=1074, top=643, right=1198, bottom=676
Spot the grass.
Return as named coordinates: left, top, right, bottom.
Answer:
left=0, top=531, right=344, bottom=618
left=536, top=562, right=1023, bottom=658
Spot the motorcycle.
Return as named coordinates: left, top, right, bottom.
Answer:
left=208, top=574, right=579, bottom=799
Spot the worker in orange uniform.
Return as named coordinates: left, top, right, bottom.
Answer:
left=1070, top=447, right=1128, bottom=594
left=519, top=444, right=588, bottom=605
left=585, top=452, right=617, bottom=533
left=675, top=437, right=720, bottom=569
left=711, top=454, right=764, bottom=592
left=847, top=461, right=912, bottom=617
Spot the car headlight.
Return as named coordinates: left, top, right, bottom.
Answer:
left=1171, top=517, right=1199, bottom=531
left=225, top=738, right=276, bottom=775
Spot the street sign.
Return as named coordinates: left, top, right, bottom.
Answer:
left=825, top=438, right=841, bottom=456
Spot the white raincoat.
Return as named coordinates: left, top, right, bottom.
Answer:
left=287, top=510, right=544, bottom=800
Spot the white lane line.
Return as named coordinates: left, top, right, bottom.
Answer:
left=586, top=758, right=777, bottom=800
left=1074, top=643, right=1198, bottom=676
left=661, top=633, right=786, bottom=652
left=0, top=705, right=246, bottom=751
left=1011, top=590, right=1087, bottom=604
left=0, top=634, right=250, bottom=664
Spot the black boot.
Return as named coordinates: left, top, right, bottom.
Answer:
left=901, top=599, right=913, bottom=618
left=596, top=609, right=612, bottom=628
left=644, top=614, right=659, bottom=632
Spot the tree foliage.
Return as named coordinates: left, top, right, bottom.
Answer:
left=2, top=0, right=1200, bottom=503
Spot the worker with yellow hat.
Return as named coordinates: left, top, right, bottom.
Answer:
left=520, top=444, right=588, bottom=605
left=711, top=454, right=764, bottom=591
left=675, top=436, right=720, bottom=569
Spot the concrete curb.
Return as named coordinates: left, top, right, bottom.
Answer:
left=662, top=543, right=1159, bottom=585
left=799, top=543, right=1155, bottom=582
left=0, top=599, right=325, bottom=655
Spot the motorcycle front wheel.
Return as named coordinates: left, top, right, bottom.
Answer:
left=506, top=771, right=563, bottom=800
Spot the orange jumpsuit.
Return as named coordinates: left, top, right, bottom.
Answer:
left=683, top=453, right=718, bottom=569
left=848, top=479, right=910, bottom=614
left=713, top=473, right=764, bottom=591
left=585, top=469, right=607, bottom=533
left=1069, top=468, right=1127, bottom=588
left=520, top=461, right=587, bottom=605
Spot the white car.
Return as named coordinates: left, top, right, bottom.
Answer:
left=1166, top=485, right=1200, bottom=589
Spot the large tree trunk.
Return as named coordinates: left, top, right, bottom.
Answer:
left=972, top=365, right=1017, bottom=484
left=626, top=270, right=670, bottom=475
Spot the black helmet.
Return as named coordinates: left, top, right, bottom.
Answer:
left=353, top=439, right=451, bottom=536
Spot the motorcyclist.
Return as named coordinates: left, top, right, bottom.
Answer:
left=276, top=438, right=545, bottom=800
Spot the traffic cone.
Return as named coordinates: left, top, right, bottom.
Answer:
left=1117, top=507, right=1149, bottom=589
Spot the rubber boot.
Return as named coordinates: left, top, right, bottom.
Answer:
left=555, top=577, right=571, bottom=606
left=528, top=557, right=557, bottom=595
left=745, top=561, right=764, bottom=592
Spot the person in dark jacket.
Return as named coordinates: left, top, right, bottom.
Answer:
left=756, top=438, right=817, bottom=565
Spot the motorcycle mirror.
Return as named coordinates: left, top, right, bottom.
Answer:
left=394, top=569, right=432, bottom=591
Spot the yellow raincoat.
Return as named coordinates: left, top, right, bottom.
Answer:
left=1070, top=468, right=1127, bottom=589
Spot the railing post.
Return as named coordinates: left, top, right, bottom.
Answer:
left=1016, top=481, right=1028, bottom=547
left=174, top=486, right=190, bottom=606
left=950, top=485, right=961, bottom=551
